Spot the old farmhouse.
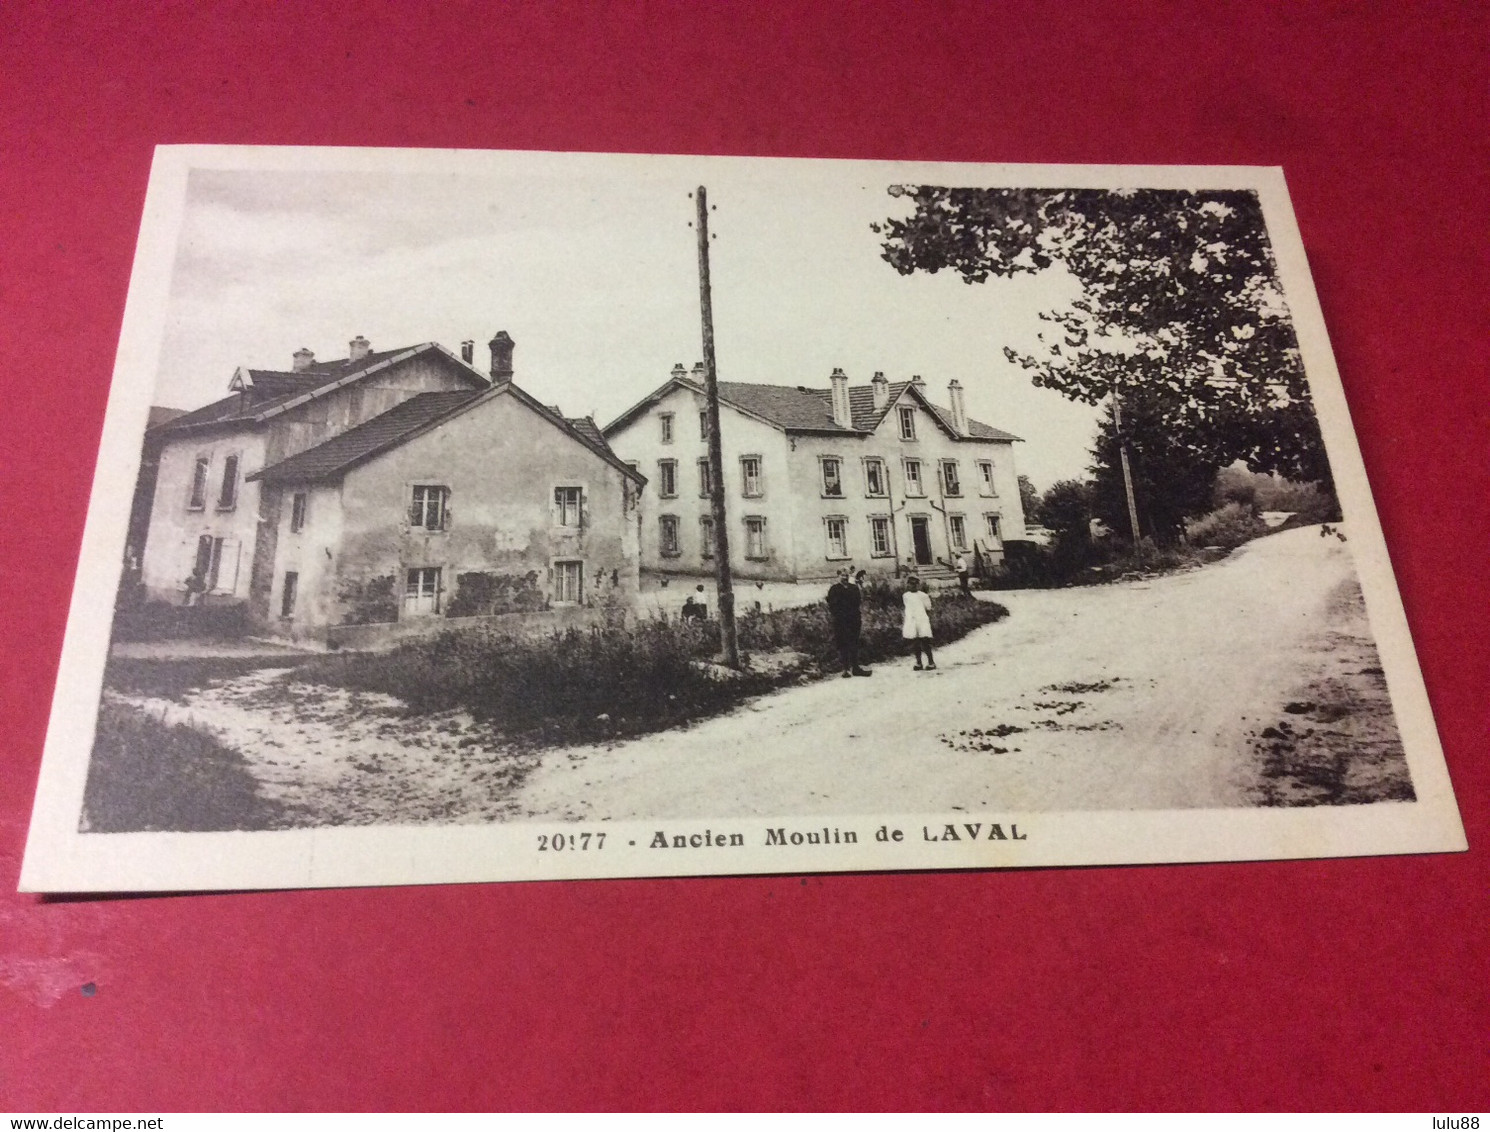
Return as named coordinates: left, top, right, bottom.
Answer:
left=138, top=333, right=643, bottom=642
left=603, top=364, right=1027, bottom=582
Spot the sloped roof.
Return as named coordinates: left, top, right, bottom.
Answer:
left=155, top=344, right=487, bottom=435
left=249, top=391, right=480, bottom=484
left=250, top=388, right=639, bottom=487
left=606, top=375, right=1020, bottom=442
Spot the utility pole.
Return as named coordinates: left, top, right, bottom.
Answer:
left=695, top=185, right=740, bottom=668
left=1112, top=389, right=1143, bottom=550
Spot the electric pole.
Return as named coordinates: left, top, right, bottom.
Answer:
left=1112, top=389, right=1143, bottom=550
left=695, top=185, right=740, bottom=668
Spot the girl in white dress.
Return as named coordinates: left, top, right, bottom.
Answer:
left=901, top=575, right=935, bottom=670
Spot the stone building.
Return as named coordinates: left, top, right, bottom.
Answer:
left=138, top=333, right=643, bottom=642
left=603, top=364, right=1026, bottom=582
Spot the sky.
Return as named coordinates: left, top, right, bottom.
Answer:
left=156, top=158, right=1107, bottom=491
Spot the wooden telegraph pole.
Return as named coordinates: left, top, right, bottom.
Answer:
left=695, top=186, right=740, bottom=668
left=1111, top=389, right=1143, bottom=549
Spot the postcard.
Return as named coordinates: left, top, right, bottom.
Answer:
left=20, top=146, right=1465, bottom=892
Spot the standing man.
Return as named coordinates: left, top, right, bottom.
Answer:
left=955, top=552, right=971, bottom=595
left=826, top=567, right=872, bottom=678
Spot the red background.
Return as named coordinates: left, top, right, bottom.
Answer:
left=2, top=1, right=1486, bottom=1111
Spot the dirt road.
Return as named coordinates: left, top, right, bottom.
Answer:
left=516, top=525, right=1408, bottom=819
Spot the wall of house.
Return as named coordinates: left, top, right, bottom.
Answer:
left=308, top=392, right=640, bottom=634
left=262, top=352, right=480, bottom=466
left=774, top=397, right=1027, bottom=580
left=140, top=431, right=266, bottom=603
left=261, top=483, right=344, bottom=639
left=605, top=384, right=799, bottom=581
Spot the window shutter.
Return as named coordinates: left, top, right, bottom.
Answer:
left=218, top=538, right=240, bottom=593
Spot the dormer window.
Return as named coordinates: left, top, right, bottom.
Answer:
left=898, top=406, right=917, bottom=440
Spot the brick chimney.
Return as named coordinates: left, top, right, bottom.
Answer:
left=671, top=362, right=687, bottom=381
left=871, top=370, right=889, bottom=410
left=911, top=373, right=926, bottom=389
left=348, top=335, right=371, bottom=362
left=948, top=378, right=968, bottom=436
left=292, top=347, right=315, bottom=372
left=829, top=367, right=851, bottom=428
left=489, top=331, right=515, bottom=381
left=691, top=361, right=706, bottom=382
left=460, top=340, right=475, bottom=365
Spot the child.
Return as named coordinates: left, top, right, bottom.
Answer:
left=902, top=575, right=935, bottom=670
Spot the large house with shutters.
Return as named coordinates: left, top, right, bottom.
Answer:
left=137, top=333, right=643, bottom=642
left=602, top=364, right=1027, bottom=582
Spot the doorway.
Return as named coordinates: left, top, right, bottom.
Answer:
left=909, top=516, right=933, bottom=566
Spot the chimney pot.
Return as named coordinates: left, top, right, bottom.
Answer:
left=671, top=363, right=687, bottom=380
left=691, top=361, right=705, bottom=377
left=349, top=335, right=371, bottom=362
left=292, top=347, right=315, bottom=372
left=489, top=331, right=515, bottom=381
left=871, top=370, right=889, bottom=410
left=460, top=340, right=475, bottom=365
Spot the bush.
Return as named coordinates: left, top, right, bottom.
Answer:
left=81, top=699, right=300, bottom=832
left=297, top=589, right=1009, bottom=745
left=1185, top=502, right=1268, bottom=549
left=111, top=600, right=251, bottom=643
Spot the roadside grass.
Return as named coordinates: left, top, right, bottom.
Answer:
left=103, top=654, right=304, bottom=701
left=295, top=590, right=1009, bottom=746
left=81, top=698, right=303, bottom=832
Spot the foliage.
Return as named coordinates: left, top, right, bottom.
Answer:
left=298, top=590, right=1008, bottom=746
left=111, top=599, right=250, bottom=643
left=337, top=574, right=399, bottom=626
left=1017, top=474, right=1042, bottom=524
left=445, top=570, right=545, bottom=618
left=876, top=185, right=1333, bottom=497
left=81, top=699, right=301, bottom=832
left=102, top=655, right=299, bottom=701
left=1089, top=389, right=1219, bottom=543
left=1184, top=502, right=1268, bottom=549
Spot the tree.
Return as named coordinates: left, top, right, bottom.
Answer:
left=876, top=187, right=1332, bottom=510
left=1017, top=474, right=1041, bottom=525
left=1088, top=388, right=1217, bottom=543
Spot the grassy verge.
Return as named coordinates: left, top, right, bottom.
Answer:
left=103, top=655, right=304, bottom=701
left=296, top=590, right=1009, bottom=747
left=81, top=698, right=303, bottom=832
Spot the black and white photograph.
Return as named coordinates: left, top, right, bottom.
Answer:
left=20, top=147, right=1465, bottom=891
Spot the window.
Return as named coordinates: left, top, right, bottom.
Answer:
left=870, top=516, right=892, bottom=557
left=193, top=534, right=239, bottom=595
left=820, top=457, right=844, bottom=497
left=824, top=517, right=849, bottom=559
left=217, top=455, right=239, bottom=510
left=941, top=460, right=961, bottom=497
left=659, top=413, right=674, bottom=444
left=697, top=458, right=712, bottom=497
left=898, top=406, right=917, bottom=440
left=290, top=492, right=308, bottom=533
left=404, top=567, right=442, bottom=615
left=554, top=486, right=583, bottom=527
left=949, top=514, right=968, bottom=552
left=978, top=460, right=997, bottom=496
left=903, top=458, right=924, bottom=497
left=700, top=515, right=715, bottom=559
left=863, top=458, right=887, bottom=497
left=281, top=571, right=298, bottom=618
left=740, top=455, right=762, bottom=498
left=659, top=514, right=681, bottom=557
left=409, top=485, right=449, bottom=531
left=553, top=560, right=583, bottom=604
left=188, top=455, right=210, bottom=510
left=744, top=516, right=767, bottom=560
left=985, top=514, right=1003, bottom=543
left=699, top=411, right=710, bottom=441
left=657, top=459, right=678, bottom=498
